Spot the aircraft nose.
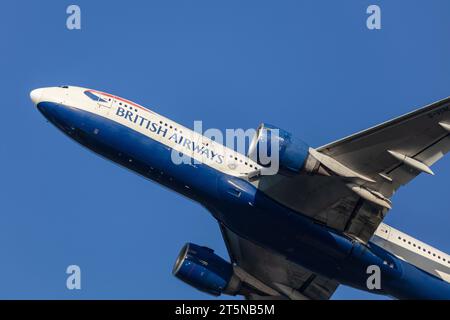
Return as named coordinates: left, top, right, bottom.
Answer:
left=30, top=88, right=44, bottom=104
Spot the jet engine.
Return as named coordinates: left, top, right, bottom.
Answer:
left=247, top=123, right=316, bottom=174
left=248, top=123, right=374, bottom=180
left=172, top=243, right=241, bottom=296
left=247, top=123, right=392, bottom=208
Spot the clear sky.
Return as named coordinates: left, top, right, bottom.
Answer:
left=1, top=1, right=450, bottom=299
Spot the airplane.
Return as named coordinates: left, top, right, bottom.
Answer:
left=30, top=85, right=450, bottom=300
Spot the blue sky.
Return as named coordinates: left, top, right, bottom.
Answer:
left=1, top=1, right=450, bottom=299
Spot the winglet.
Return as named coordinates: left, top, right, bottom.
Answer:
left=387, top=150, right=435, bottom=175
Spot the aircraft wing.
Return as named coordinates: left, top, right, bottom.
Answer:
left=317, top=96, right=450, bottom=195
left=219, top=224, right=339, bottom=300
left=254, top=97, right=450, bottom=243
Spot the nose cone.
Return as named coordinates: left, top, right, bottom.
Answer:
left=30, top=88, right=44, bottom=104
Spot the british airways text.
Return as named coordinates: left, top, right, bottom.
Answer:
left=116, top=107, right=225, bottom=164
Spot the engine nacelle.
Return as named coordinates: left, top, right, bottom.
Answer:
left=248, top=123, right=313, bottom=174
left=172, top=243, right=240, bottom=296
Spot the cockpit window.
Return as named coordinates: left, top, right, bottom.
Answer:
left=60, top=85, right=69, bottom=88
left=84, top=91, right=107, bottom=102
